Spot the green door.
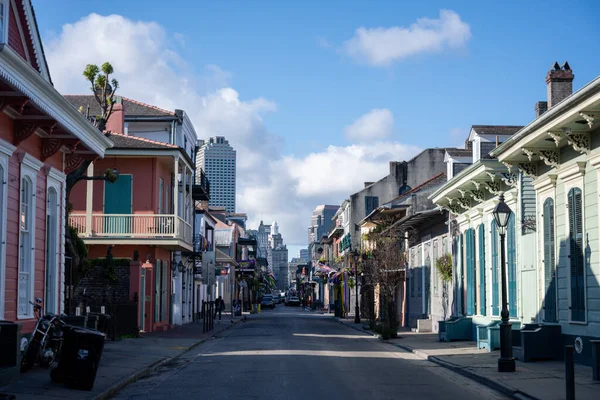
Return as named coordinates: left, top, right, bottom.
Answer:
left=104, top=174, right=132, bottom=234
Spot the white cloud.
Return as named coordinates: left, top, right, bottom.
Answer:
left=344, top=108, right=394, bottom=143
left=45, top=13, right=421, bottom=247
left=342, top=10, right=471, bottom=66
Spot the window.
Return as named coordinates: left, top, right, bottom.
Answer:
left=491, top=220, right=499, bottom=316
left=567, top=187, right=585, bottom=322
left=18, top=160, right=38, bottom=319
left=479, top=141, right=497, bottom=158
left=0, top=1, right=6, bottom=44
left=365, top=196, right=379, bottom=216
left=432, top=240, right=439, bottom=296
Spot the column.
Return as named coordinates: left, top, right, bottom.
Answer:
left=85, top=162, right=93, bottom=236
left=173, top=156, right=179, bottom=236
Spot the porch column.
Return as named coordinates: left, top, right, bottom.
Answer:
left=174, top=156, right=179, bottom=236
left=85, top=162, right=93, bottom=236
left=187, top=165, right=192, bottom=222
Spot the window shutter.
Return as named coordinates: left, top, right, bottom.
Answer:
left=568, top=188, right=585, bottom=321
left=491, top=220, right=499, bottom=316
left=507, top=213, right=517, bottom=317
left=478, top=224, right=486, bottom=315
left=543, top=198, right=557, bottom=322
left=466, top=229, right=475, bottom=315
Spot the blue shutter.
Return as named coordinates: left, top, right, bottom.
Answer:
left=466, top=229, right=475, bottom=315
left=568, top=188, right=585, bottom=322
left=491, top=220, right=499, bottom=316
left=507, top=213, right=517, bottom=317
left=479, top=224, right=486, bottom=315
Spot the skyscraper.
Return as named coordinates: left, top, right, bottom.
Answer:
left=196, top=136, right=236, bottom=212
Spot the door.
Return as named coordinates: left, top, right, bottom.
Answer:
left=140, top=268, right=146, bottom=331
left=154, top=260, right=161, bottom=323
left=104, top=174, right=132, bottom=234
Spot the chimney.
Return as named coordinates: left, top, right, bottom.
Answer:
left=535, top=101, right=548, bottom=118
left=464, top=139, right=472, bottom=150
left=105, top=97, right=124, bottom=133
left=546, top=61, right=574, bottom=108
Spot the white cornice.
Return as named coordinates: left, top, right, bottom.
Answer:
left=557, top=161, right=586, bottom=182
left=533, top=174, right=558, bottom=191
left=0, top=137, right=16, bottom=157
left=0, top=45, right=112, bottom=156
left=19, top=152, right=43, bottom=171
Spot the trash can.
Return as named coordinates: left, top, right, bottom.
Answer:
left=51, top=325, right=106, bottom=391
left=0, top=321, right=21, bottom=386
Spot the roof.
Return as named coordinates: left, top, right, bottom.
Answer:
left=64, top=95, right=176, bottom=118
left=445, top=148, right=472, bottom=158
left=107, top=132, right=178, bottom=149
left=214, top=228, right=233, bottom=246
left=471, top=125, right=524, bottom=136
left=386, top=172, right=447, bottom=204
left=382, top=208, right=447, bottom=235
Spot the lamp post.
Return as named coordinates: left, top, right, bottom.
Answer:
left=352, top=250, right=361, bottom=324
left=493, top=193, right=516, bottom=373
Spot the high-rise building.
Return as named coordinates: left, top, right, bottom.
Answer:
left=196, top=136, right=236, bottom=212
left=267, top=221, right=288, bottom=291
left=298, top=249, right=309, bottom=261
left=308, top=205, right=339, bottom=244
left=255, top=221, right=271, bottom=259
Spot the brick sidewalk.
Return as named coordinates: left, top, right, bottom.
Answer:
left=337, top=318, right=600, bottom=400
left=0, top=314, right=246, bottom=400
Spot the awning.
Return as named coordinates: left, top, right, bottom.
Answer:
left=382, top=208, right=447, bottom=235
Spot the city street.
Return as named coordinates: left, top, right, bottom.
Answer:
left=113, top=308, right=507, bottom=400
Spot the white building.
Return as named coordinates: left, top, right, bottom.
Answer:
left=196, top=136, right=236, bottom=212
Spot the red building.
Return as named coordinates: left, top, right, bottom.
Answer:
left=0, top=0, right=112, bottom=332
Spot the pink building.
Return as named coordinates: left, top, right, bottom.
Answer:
left=0, top=0, right=111, bottom=333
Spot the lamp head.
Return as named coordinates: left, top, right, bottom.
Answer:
left=493, top=193, right=512, bottom=233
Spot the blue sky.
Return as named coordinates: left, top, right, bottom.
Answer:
left=34, top=1, right=600, bottom=257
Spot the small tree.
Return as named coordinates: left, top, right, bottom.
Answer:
left=65, top=62, right=120, bottom=289
left=362, top=228, right=406, bottom=339
left=436, top=254, right=452, bottom=320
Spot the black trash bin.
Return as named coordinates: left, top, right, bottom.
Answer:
left=51, top=325, right=106, bottom=391
left=0, top=321, right=22, bottom=386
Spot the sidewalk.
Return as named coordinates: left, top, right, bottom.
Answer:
left=0, top=313, right=246, bottom=400
left=337, top=318, right=600, bottom=400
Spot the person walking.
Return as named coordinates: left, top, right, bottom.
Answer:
left=214, top=296, right=225, bottom=320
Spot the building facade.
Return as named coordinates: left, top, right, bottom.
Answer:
left=196, top=136, right=236, bottom=212
left=0, top=0, right=112, bottom=331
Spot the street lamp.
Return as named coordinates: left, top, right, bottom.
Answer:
left=493, top=193, right=516, bottom=373
left=352, top=250, right=361, bottom=324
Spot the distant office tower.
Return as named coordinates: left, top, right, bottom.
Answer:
left=256, top=221, right=271, bottom=259
left=298, top=249, right=309, bottom=261
left=308, top=205, right=339, bottom=244
left=196, top=136, right=236, bottom=212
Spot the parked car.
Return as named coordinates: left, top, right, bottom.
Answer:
left=261, top=295, right=275, bottom=309
left=285, top=296, right=301, bottom=306
left=276, top=293, right=285, bottom=304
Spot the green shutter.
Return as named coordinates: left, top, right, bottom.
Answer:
left=479, top=224, right=486, bottom=315
left=507, top=213, right=517, bottom=317
left=568, top=188, right=585, bottom=322
left=466, top=229, right=475, bottom=315
left=491, top=220, right=499, bottom=316
left=543, top=198, right=557, bottom=322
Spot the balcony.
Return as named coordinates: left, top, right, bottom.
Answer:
left=69, top=213, right=193, bottom=249
left=192, top=170, right=210, bottom=201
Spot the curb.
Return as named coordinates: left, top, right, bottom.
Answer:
left=93, top=316, right=246, bottom=400
left=333, top=318, right=540, bottom=400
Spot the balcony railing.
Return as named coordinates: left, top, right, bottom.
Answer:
left=69, top=214, right=193, bottom=243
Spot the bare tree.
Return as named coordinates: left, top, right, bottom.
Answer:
left=362, top=226, right=407, bottom=338
left=65, top=62, right=120, bottom=281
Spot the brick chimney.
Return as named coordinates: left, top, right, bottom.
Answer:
left=546, top=62, right=574, bottom=109
left=535, top=101, right=548, bottom=118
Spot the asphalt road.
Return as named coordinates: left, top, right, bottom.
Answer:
left=113, top=306, right=508, bottom=400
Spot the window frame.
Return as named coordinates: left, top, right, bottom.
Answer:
left=17, top=153, right=42, bottom=319
left=0, top=0, right=9, bottom=45
left=0, top=138, right=16, bottom=319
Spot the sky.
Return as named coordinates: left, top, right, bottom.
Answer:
left=34, top=0, right=600, bottom=260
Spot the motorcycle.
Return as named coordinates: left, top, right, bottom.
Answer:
left=20, top=298, right=66, bottom=373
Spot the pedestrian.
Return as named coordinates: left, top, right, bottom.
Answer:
left=214, top=296, right=225, bottom=320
